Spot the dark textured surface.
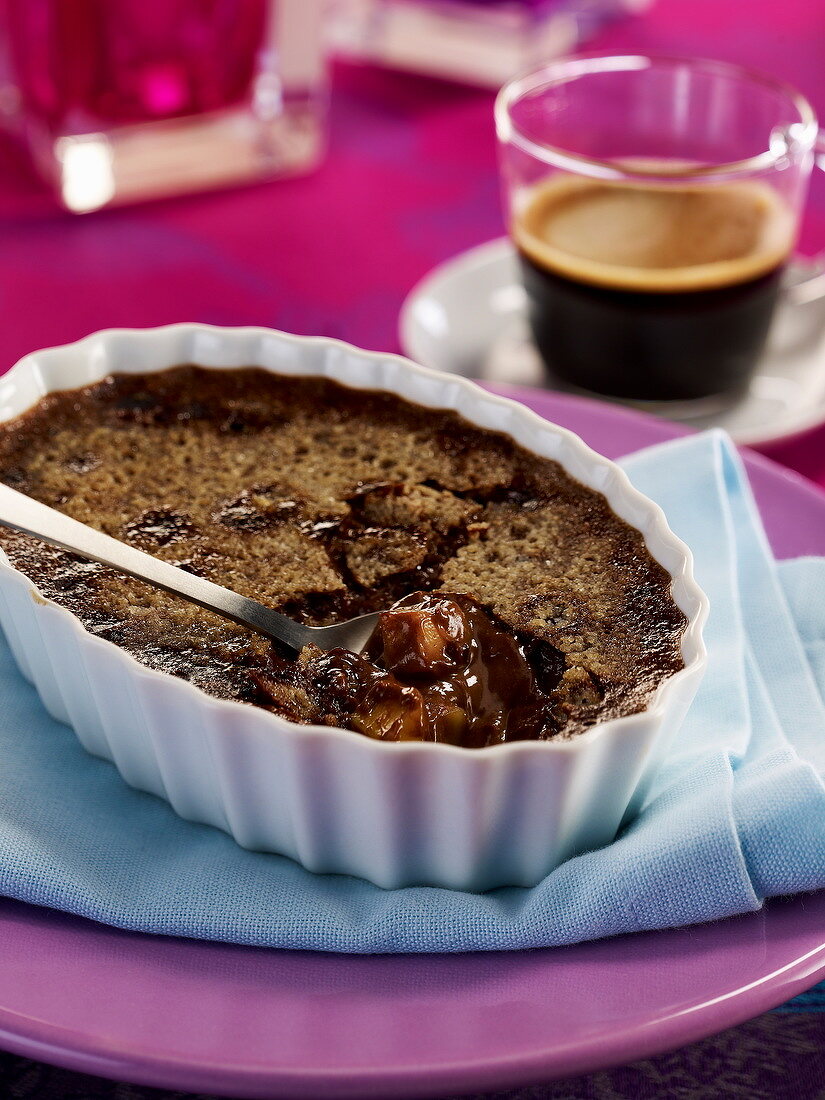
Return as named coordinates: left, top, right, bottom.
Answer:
left=0, top=365, right=684, bottom=743
left=0, top=1004, right=823, bottom=1099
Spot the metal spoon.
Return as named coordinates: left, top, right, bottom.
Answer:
left=0, top=483, right=379, bottom=654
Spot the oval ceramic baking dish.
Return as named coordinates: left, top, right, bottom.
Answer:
left=0, top=325, right=708, bottom=890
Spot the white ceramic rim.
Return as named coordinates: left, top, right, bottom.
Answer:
left=0, top=323, right=709, bottom=759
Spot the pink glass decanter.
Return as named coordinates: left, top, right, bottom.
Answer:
left=0, top=0, right=327, bottom=210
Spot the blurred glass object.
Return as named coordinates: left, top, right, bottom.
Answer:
left=328, top=0, right=651, bottom=88
left=0, top=0, right=328, bottom=211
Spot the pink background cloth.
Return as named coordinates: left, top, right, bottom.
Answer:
left=0, top=0, right=823, bottom=489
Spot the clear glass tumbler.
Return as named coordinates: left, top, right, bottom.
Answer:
left=0, top=0, right=327, bottom=212
left=495, top=55, right=824, bottom=405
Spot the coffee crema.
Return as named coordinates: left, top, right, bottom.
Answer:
left=514, top=175, right=793, bottom=293
left=513, top=175, right=795, bottom=401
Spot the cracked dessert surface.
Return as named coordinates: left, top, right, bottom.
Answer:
left=0, top=365, right=685, bottom=745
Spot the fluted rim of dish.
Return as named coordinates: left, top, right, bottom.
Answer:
left=0, top=324, right=708, bottom=760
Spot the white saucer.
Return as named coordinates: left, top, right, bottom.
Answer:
left=399, top=238, right=825, bottom=447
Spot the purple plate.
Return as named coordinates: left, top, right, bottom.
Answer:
left=0, top=389, right=823, bottom=1099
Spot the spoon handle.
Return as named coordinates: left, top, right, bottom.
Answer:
left=0, top=482, right=310, bottom=651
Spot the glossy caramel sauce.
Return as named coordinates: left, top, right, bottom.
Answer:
left=264, top=592, right=567, bottom=747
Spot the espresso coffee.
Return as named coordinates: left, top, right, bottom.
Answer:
left=513, top=176, right=794, bottom=401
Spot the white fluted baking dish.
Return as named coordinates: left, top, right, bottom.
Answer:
left=0, top=325, right=708, bottom=890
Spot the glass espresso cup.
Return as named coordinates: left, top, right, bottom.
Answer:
left=495, top=56, right=824, bottom=404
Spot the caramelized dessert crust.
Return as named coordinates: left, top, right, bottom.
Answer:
left=0, top=366, right=685, bottom=745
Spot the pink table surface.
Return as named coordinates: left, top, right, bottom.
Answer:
left=0, top=0, right=824, bottom=487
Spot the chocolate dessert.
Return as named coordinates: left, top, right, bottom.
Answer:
left=0, top=366, right=685, bottom=746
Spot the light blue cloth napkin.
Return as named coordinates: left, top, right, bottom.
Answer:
left=0, top=430, right=823, bottom=952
